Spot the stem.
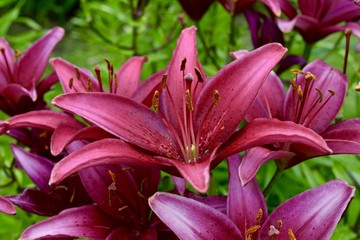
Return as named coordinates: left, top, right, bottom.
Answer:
left=302, top=43, right=313, bottom=61
left=196, top=23, right=221, bottom=69
left=132, top=26, right=138, bottom=55
left=226, top=14, right=236, bottom=63
left=343, top=28, right=352, bottom=74
left=263, top=166, right=283, bottom=198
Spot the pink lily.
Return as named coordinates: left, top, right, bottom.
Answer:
left=149, top=154, right=355, bottom=239
left=50, top=26, right=332, bottom=193
left=0, top=27, right=64, bottom=115
left=277, top=0, right=360, bottom=44
left=237, top=59, right=360, bottom=185
left=218, top=0, right=282, bottom=16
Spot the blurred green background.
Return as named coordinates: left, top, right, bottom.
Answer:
left=0, top=0, right=359, bottom=239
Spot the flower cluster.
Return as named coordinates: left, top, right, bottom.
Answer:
left=0, top=0, right=359, bottom=239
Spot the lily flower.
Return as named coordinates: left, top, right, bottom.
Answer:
left=277, top=0, right=360, bottom=44
left=236, top=59, right=360, bottom=184
left=149, top=154, right=355, bottom=239
left=18, top=164, right=181, bottom=240
left=0, top=27, right=64, bottom=116
left=50, top=26, right=331, bottom=193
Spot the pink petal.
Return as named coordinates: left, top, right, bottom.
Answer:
left=14, top=27, right=64, bottom=100
left=171, top=160, right=210, bottom=193
left=0, top=38, right=15, bottom=88
left=246, top=71, right=286, bottom=122
left=113, top=56, right=147, bottom=97
left=11, top=144, right=53, bottom=191
left=217, top=118, right=331, bottom=159
left=194, top=43, right=287, bottom=151
left=260, top=0, right=281, bottom=16
left=0, top=196, right=16, bottom=215
left=0, top=110, right=84, bottom=134
left=50, top=57, right=100, bottom=93
left=52, top=93, right=178, bottom=157
left=227, top=154, right=268, bottom=234
left=321, top=118, right=360, bottom=154
left=19, top=205, right=114, bottom=240
left=149, top=192, right=244, bottom=240
left=259, top=180, right=355, bottom=239
left=50, top=138, right=160, bottom=185
left=239, top=147, right=295, bottom=185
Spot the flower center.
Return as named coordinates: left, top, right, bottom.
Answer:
left=267, top=220, right=297, bottom=240
left=289, top=70, right=335, bottom=127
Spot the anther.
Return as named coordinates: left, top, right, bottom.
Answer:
left=290, top=69, right=303, bottom=75
left=69, top=187, right=76, bottom=203
left=184, top=73, right=194, bottom=82
left=328, top=89, right=335, bottom=96
left=315, top=88, right=323, bottom=102
left=180, top=58, right=187, bottom=71
left=94, top=65, right=103, bottom=92
left=69, top=77, right=74, bottom=89
left=75, top=68, right=81, bottom=80
left=15, top=50, right=22, bottom=58
left=245, top=225, right=261, bottom=235
left=118, top=206, right=128, bottom=212
left=290, top=78, right=297, bottom=89
left=305, top=72, right=316, bottom=81
left=255, top=208, right=263, bottom=224
left=152, top=90, right=160, bottom=111
left=161, top=74, right=168, bottom=88
left=113, top=74, right=118, bottom=94
left=86, top=78, right=93, bottom=92
left=288, top=229, right=296, bottom=240
left=194, top=67, right=204, bottom=82
left=277, top=220, right=283, bottom=229
left=213, top=90, right=219, bottom=106
left=186, top=89, right=194, bottom=111
left=297, top=86, right=303, bottom=101
left=137, top=191, right=146, bottom=199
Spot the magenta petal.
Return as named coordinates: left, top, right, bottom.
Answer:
left=246, top=72, right=286, bottom=122
left=239, top=147, right=295, bottom=185
left=162, top=26, right=201, bottom=131
left=171, top=160, right=210, bottom=193
left=259, top=180, right=355, bottom=239
left=0, top=110, right=84, bottom=134
left=227, top=154, right=267, bottom=234
left=149, top=192, right=244, bottom=240
left=11, top=144, right=53, bottom=191
left=321, top=118, right=360, bottom=154
left=260, top=0, right=281, bottom=16
left=19, top=205, right=115, bottom=240
left=218, top=118, right=331, bottom=159
left=52, top=93, right=177, bottom=156
left=194, top=43, right=287, bottom=150
left=14, top=27, right=64, bottom=100
left=0, top=196, right=16, bottom=215
left=50, top=57, right=100, bottom=93
left=50, top=139, right=159, bottom=185
left=0, top=38, right=15, bottom=88
left=114, top=56, right=147, bottom=97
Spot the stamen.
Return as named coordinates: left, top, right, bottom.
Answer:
left=288, top=229, right=296, bottom=240
left=152, top=90, right=160, bottom=111
left=180, top=58, right=187, bottom=71
left=94, top=65, right=104, bottom=92
left=185, top=89, right=194, bottom=111
left=315, top=88, right=323, bottom=103
left=113, top=74, right=118, bottom=94
left=305, top=72, right=316, bottom=81
left=161, top=74, right=168, bottom=88
left=213, top=90, right=220, bottom=106
left=69, top=187, right=76, bottom=203
left=69, top=77, right=74, bottom=89
left=255, top=208, right=263, bottom=224
left=137, top=191, right=146, bottom=199
left=108, top=170, right=117, bottom=206
left=194, top=67, right=204, bottom=82
left=277, top=220, right=283, bottom=229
